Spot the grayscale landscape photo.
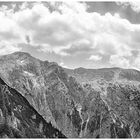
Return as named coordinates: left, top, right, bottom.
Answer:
left=0, top=0, right=140, bottom=138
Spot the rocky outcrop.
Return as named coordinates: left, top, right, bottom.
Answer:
left=80, top=82, right=140, bottom=138
left=0, top=77, right=66, bottom=138
left=1, top=52, right=140, bottom=138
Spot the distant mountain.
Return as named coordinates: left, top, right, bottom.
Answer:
left=0, top=77, right=66, bottom=138
left=64, top=67, right=140, bottom=84
left=1, top=52, right=140, bottom=138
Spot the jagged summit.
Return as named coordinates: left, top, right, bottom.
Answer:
left=0, top=51, right=52, bottom=64
left=0, top=51, right=32, bottom=60
left=10, top=51, right=31, bottom=56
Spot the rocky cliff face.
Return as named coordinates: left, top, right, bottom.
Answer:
left=0, top=52, right=84, bottom=138
left=0, top=77, right=66, bottom=138
left=64, top=67, right=140, bottom=138
left=1, top=52, right=140, bottom=138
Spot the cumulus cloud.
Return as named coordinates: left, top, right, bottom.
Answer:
left=0, top=41, right=21, bottom=55
left=60, top=62, right=69, bottom=68
left=61, top=39, right=92, bottom=56
left=110, top=55, right=130, bottom=68
left=117, top=1, right=140, bottom=13
left=0, top=12, right=20, bottom=41
left=88, top=55, right=102, bottom=61
left=1, top=2, right=140, bottom=69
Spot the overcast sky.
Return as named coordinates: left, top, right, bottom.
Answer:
left=1, top=1, right=140, bottom=69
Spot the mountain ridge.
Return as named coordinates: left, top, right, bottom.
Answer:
left=1, top=51, right=140, bottom=138
left=0, top=51, right=85, bottom=137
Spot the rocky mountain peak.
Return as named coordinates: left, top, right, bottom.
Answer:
left=0, top=51, right=32, bottom=61
left=1, top=52, right=140, bottom=138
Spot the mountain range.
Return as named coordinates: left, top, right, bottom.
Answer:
left=0, top=52, right=140, bottom=138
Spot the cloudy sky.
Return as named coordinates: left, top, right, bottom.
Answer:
left=1, top=1, right=140, bottom=69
